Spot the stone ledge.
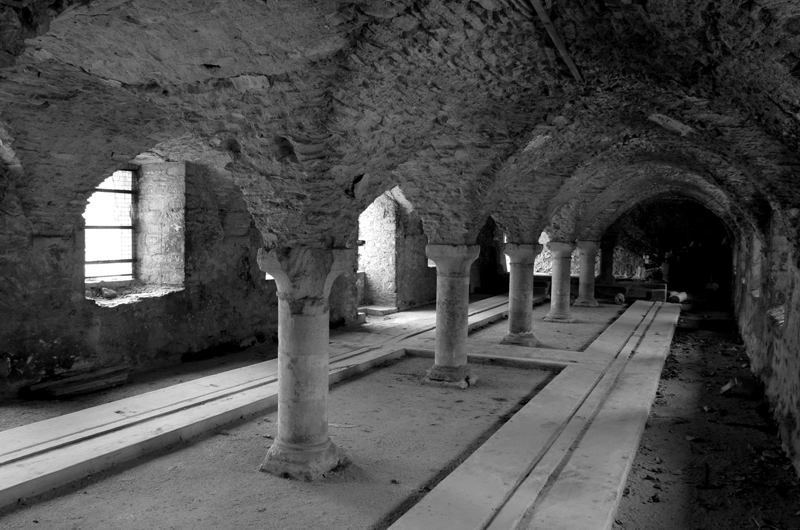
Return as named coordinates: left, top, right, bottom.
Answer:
left=86, top=284, right=184, bottom=307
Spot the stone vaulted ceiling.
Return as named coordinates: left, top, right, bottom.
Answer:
left=1, top=0, right=799, bottom=248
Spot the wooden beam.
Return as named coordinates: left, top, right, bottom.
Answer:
left=528, top=0, right=584, bottom=83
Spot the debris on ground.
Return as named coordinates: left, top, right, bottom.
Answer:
left=614, top=310, right=800, bottom=530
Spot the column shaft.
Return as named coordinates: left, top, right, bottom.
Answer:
left=598, top=240, right=615, bottom=284
left=501, top=243, right=543, bottom=347
left=257, top=246, right=352, bottom=480
left=426, top=244, right=480, bottom=387
left=574, top=240, right=599, bottom=307
left=544, top=241, right=576, bottom=323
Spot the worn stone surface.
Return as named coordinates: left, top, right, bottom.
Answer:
left=426, top=244, right=480, bottom=385
left=1, top=0, right=800, bottom=472
left=136, top=162, right=185, bottom=286
left=544, top=241, right=577, bottom=323
left=502, top=243, right=542, bottom=347
left=257, top=246, right=353, bottom=480
left=358, top=193, right=397, bottom=306
left=574, top=240, right=599, bottom=307
left=394, top=199, right=437, bottom=310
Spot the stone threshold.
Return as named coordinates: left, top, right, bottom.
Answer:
left=0, top=294, right=520, bottom=511
left=359, top=305, right=399, bottom=316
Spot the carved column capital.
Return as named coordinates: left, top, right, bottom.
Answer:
left=503, top=243, right=543, bottom=265
left=425, top=244, right=480, bottom=277
left=576, top=240, right=599, bottom=255
left=546, top=241, right=576, bottom=257
left=257, top=246, right=354, bottom=315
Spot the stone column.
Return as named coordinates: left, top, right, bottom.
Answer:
left=426, top=244, right=480, bottom=387
left=501, top=243, right=543, bottom=347
left=597, top=239, right=615, bottom=284
left=543, top=241, right=576, bottom=323
left=257, top=246, right=353, bottom=480
left=574, top=240, right=600, bottom=307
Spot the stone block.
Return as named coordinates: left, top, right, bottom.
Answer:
left=650, top=288, right=667, bottom=302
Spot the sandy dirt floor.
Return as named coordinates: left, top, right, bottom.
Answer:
left=468, top=301, right=624, bottom=351
left=614, top=310, right=800, bottom=530
left=0, top=356, right=554, bottom=529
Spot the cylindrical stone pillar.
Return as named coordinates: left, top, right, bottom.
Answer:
left=597, top=239, right=615, bottom=284
left=574, top=240, right=599, bottom=307
left=501, top=243, right=543, bottom=347
left=544, top=241, right=576, bottom=323
left=426, top=244, right=480, bottom=387
left=257, top=246, right=353, bottom=480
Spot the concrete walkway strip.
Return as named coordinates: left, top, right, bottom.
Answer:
left=0, top=360, right=281, bottom=466
left=523, top=303, right=680, bottom=530
left=388, top=301, right=663, bottom=530
left=0, top=379, right=280, bottom=510
left=486, top=302, right=661, bottom=530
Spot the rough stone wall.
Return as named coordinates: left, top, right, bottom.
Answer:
left=0, top=160, right=277, bottom=392
left=358, top=194, right=397, bottom=306
left=733, top=217, right=800, bottom=474
left=329, top=250, right=359, bottom=327
left=395, top=205, right=436, bottom=310
left=534, top=232, right=580, bottom=276
left=136, top=162, right=185, bottom=286
left=613, top=247, right=644, bottom=278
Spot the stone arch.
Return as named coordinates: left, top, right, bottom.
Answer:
left=576, top=175, right=745, bottom=243
left=356, top=185, right=436, bottom=311
left=544, top=146, right=764, bottom=239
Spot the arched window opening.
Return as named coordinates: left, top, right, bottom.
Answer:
left=83, top=162, right=186, bottom=300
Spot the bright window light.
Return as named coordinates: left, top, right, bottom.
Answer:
left=83, top=170, right=135, bottom=283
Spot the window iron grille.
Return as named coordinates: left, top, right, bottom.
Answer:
left=84, top=170, right=136, bottom=282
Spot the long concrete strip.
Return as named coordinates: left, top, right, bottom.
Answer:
left=0, top=295, right=520, bottom=510
left=523, top=302, right=680, bottom=530
left=485, top=303, right=663, bottom=530
left=388, top=301, right=660, bottom=530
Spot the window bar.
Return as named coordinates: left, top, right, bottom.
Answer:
left=86, top=259, right=135, bottom=265
left=91, top=189, right=135, bottom=194
left=131, top=172, right=138, bottom=276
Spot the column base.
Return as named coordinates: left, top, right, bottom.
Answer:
left=260, top=438, right=347, bottom=481
left=501, top=332, right=542, bottom=348
left=427, top=364, right=477, bottom=388
left=543, top=313, right=575, bottom=323
left=573, top=298, right=599, bottom=307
